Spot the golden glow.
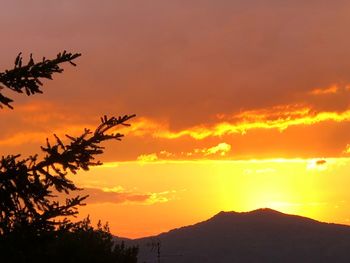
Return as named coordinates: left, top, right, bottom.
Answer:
left=73, top=158, right=350, bottom=238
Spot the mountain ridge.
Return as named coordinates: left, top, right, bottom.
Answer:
left=121, top=208, right=350, bottom=262
left=135, top=208, right=339, bottom=241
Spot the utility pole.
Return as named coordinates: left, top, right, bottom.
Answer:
left=147, top=239, right=161, bottom=263
left=156, top=241, right=161, bottom=263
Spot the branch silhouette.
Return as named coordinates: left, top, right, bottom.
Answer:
left=0, top=52, right=138, bottom=262
left=0, top=114, right=135, bottom=235
left=0, top=51, right=81, bottom=108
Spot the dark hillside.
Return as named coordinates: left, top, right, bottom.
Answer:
left=124, top=209, right=350, bottom=263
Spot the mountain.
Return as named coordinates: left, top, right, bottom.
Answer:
left=122, top=209, right=350, bottom=263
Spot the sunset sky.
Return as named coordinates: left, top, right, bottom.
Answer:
left=2, top=0, right=350, bottom=238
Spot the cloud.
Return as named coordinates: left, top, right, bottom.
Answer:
left=3, top=1, right=350, bottom=161
left=310, top=85, right=339, bottom=95
left=0, top=101, right=94, bottom=146
left=307, top=159, right=328, bottom=171
left=3, top=0, right=350, bottom=129
left=316, top=159, right=327, bottom=166
left=72, top=186, right=173, bottom=205
left=137, top=153, right=158, bottom=162
left=344, top=144, right=350, bottom=154
left=123, top=105, right=350, bottom=140
left=0, top=125, right=91, bottom=146
left=4, top=102, right=349, bottom=160
left=159, top=150, right=175, bottom=157
left=137, top=143, right=231, bottom=160
left=2, top=102, right=350, bottom=160
left=203, top=143, right=232, bottom=156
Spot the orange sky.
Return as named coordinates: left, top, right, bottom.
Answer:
left=2, top=0, right=350, bottom=238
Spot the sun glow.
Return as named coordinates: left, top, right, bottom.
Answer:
left=215, top=159, right=322, bottom=217
left=73, top=158, right=350, bottom=238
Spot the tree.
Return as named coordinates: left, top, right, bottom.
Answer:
left=0, top=52, right=138, bottom=262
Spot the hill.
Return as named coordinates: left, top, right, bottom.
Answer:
left=123, top=209, right=350, bottom=263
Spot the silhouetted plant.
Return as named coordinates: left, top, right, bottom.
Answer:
left=0, top=217, right=138, bottom=263
left=53, top=217, right=138, bottom=263
left=0, top=52, right=138, bottom=262
left=0, top=51, right=80, bottom=109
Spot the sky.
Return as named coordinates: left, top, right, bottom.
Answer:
left=1, top=0, right=350, bottom=238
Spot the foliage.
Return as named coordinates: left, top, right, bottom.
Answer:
left=0, top=51, right=80, bottom=109
left=0, top=52, right=138, bottom=262
left=0, top=217, right=138, bottom=263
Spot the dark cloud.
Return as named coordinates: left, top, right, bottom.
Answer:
left=316, top=160, right=327, bottom=166
left=2, top=0, right=350, bottom=128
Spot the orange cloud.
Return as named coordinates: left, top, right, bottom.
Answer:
left=0, top=124, right=91, bottom=146
left=123, top=105, right=350, bottom=140
left=63, top=186, right=173, bottom=205
left=310, top=85, right=339, bottom=95
left=5, top=103, right=350, bottom=160
left=0, top=101, right=95, bottom=146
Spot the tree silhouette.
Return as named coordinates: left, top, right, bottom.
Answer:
left=0, top=52, right=138, bottom=262
left=0, top=51, right=80, bottom=109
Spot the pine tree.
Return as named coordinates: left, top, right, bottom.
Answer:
left=0, top=52, right=138, bottom=262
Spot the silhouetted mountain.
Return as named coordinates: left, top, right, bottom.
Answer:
left=123, top=208, right=350, bottom=263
